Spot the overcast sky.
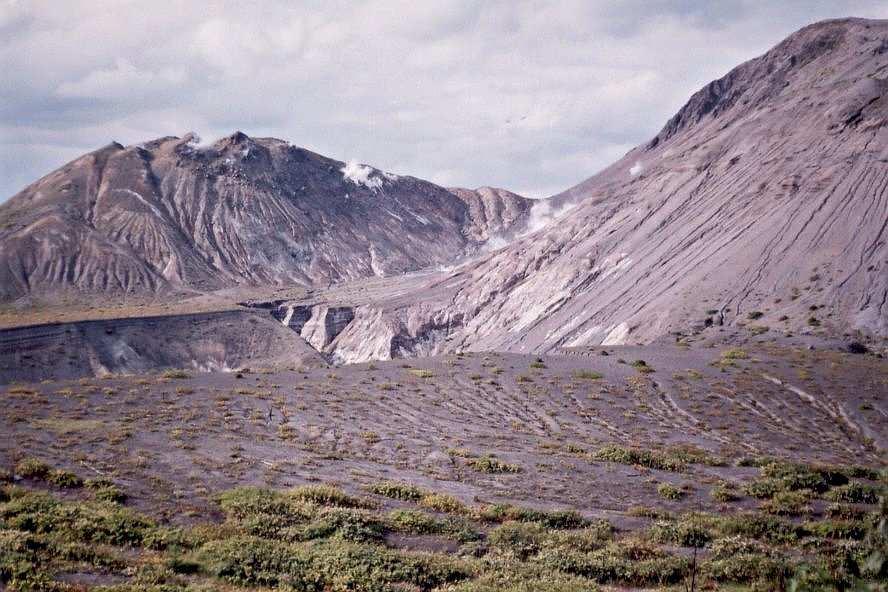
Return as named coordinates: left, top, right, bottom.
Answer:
left=2, top=1, right=887, bottom=201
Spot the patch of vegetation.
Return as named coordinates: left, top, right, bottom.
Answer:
left=630, top=359, right=655, bottom=373
left=290, top=484, right=373, bottom=509
left=407, top=368, right=434, bottom=378
left=721, top=348, right=748, bottom=360
left=46, top=469, right=83, bottom=489
left=419, top=493, right=469, bottom=515
left=711, top=483, right=741, bottom=503
left=747, top=311, right=764, bottom=320
left=161, top=369, right=191, bottom=379
left=657, top=483, right=684, bottom=500
left=572, top=370, right=603, bottom=380
left=825, top=482, right=881, bottom=504
left=467, top=455, right=522, bottom=474
left=368, top=480, right=425, bottom=501
left=14, top=458, right=51, bottom=480
left=592, top=445, right=685, bottom=472
left=760, top=490, right=813, bottom=516
left=475, top=504, right=593, bottom=530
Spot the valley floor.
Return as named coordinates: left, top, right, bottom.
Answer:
left=2, top=344, right=886, bottom=590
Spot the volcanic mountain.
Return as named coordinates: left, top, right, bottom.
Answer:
left=2, top=17, right=886, bottom=362
left=0, top=132, right=530, bottom=300
left=279, top=17, right=888, bottom=362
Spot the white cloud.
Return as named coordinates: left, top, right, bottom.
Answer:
left=629, top=161, right=643, bottom=176
left=2, top=1, right=887, bottom=200
left=56, top=58, right=186, bottom=99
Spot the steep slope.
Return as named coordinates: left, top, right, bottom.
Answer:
left=447, top=17, right=888, bottom=349
left=298, top=17, right=888, bottom=361
left=0, top=133, right=531, bottom=300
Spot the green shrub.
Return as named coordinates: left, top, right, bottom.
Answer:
left=161, top=369, right=191, bottom=379
left=704, top=553, right=787, bottom=583
left=761, top=490, right=813, bottom=516
left=14, top=458, right=51, bottom=480
left=539, top=540, right=688, bottom=586
left=743, top=478, right=783, bottom=499
left=711, top=484, right=740, bottom=503
left=217, top=487, right=315, bottom=524
left=467, top=456, right=522, bottom=474
left=488, top=522, right=547, bottom=559
left=718, top=512, right=799, bottom=544
left=474, top=504, right=590, bottom=529
left=296, top=507, right=387, bottom=543
left=420, top=493, right=469, bottom=515
left=291, top=484, right=372, bottom=508
left=572, top=370, right=603, bottom=380
left=649, top=519, right=711, bottom=547
left=630, top=360, right=655, bottom=373
left=369, top=480, right=425, bottom=501
left=825, top=503, right=866, bottom=520
left=592, top=445, right=685, bottom=472
left=803, top=519, right=867, bottom=540
left=46, top=469, right=82, bottom=488
left=196, top=536, right=306, bottom=587
left=657, top=483, right=684, bottom=500
left=825, top=483, right=880, bottom=504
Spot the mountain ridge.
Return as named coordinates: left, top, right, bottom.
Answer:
left=0, top=132, right=532, bottom=300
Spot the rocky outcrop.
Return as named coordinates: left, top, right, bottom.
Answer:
left=0, top=310, right=325, bottom=383
left=0, top=133, right=531, bottom=301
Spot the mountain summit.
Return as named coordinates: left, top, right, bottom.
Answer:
left=0, top=133, right=530, bottom=300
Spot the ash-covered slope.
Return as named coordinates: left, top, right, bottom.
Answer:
left=448, top=17, right=888, bottom=349
left=318, top=18, right=888, bottom=360
left=0, top=132, right=530, bottom=300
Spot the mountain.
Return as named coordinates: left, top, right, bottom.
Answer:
left=289, top=17, right=888, bottom=361
left=0, top=132, right=530, bottom=300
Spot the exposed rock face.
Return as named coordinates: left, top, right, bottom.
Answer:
left=0, top=133, right=531, bottom=300
left=290, top=18, right=888, bottom=362
left=439, top=18, right=888, bottom=349
left=0, top=310, right=324, bottom=383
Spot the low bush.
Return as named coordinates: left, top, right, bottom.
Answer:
left=657, top=483, right=684, bottom=500
left=369, top=480, right=425, bottom=501
left=467, top=456, right=522, bottom=474
left=46, top=469, right=82, bottom=489
left=14, top=458, right=51, bottom=480
left=592, top=445, right=685, bottom=472
left=761, top=490, right=813, bottom=516
left=825, top=483, right=880, bottom=504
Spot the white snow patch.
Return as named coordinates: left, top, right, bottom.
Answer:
left=281, top=306, right=294, bottom=327
left=629, top=161, right=644, bottom=176
left=601, top=322, right=630, bottom=345
left=412, top=212, right=430, bottom=225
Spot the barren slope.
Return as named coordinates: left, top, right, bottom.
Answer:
left=0, top=133, right=530, bottom=300
left=302, top=18, right=888, bottom=361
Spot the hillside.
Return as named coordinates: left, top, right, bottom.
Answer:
left=298, top=17, right=888, bottom=362
left=0, top=133, right=530, bottom=300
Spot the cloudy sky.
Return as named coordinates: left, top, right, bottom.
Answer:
left=2, top=1, right=887, bottom=200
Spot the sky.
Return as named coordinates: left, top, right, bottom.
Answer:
left=2, top=1, right=887, bottom=201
